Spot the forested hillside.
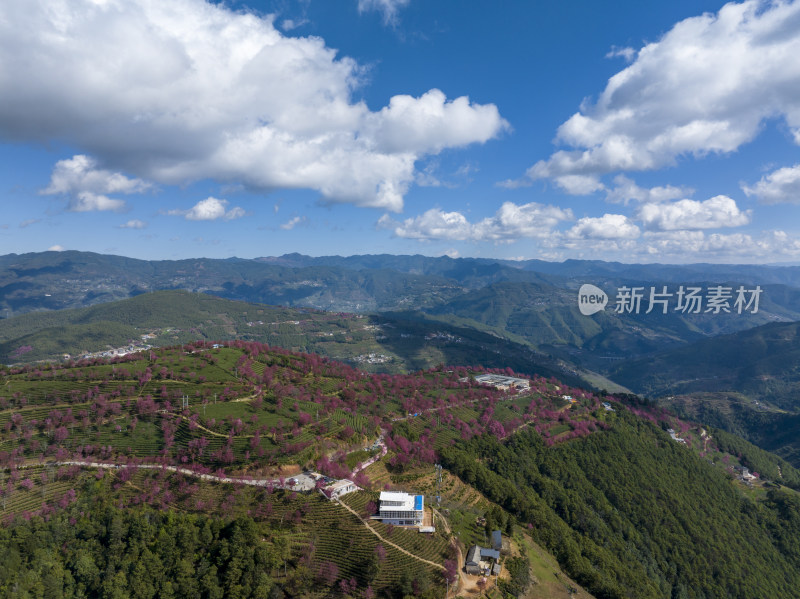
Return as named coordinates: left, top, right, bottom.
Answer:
left=610, top=321, right=800, bottom=405
left=1, top=342, right=799, bottom=597
left=442, top=420, right=800, bottom=598
left=609, top=321, right=800, bottom=466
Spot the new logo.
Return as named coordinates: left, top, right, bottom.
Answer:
left=578, top=284, right=608, bottom=316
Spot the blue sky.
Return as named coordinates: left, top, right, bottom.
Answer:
left=2, top=0, right=800, bottom=263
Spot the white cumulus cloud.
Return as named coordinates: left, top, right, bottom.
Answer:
left=605, top=175, right=691, bottom=204
left=0, top=0, right=506, bottom=212
left=70, top=192, right=126, bottom=212
left=641, top=229, right=800, bottom=260
left=280, top=18, right=309, bottom=32
left=169, top=197, right=245, bottom=221
left=742, top=163, right=800, bottom=203
left=523, top=0, right=800, bottom=188
left=43, top=155, right=150, bottom=196
left=386, top=201, right=572, bottom=242
left=366, top=89, right=510, bottom=155
left=605, top=46, right=637, bottom=62
left=387, top=209, right=473, bottom=241
left=567, top=214, right=640, bottom=240
left=280, top=216, right=308, bottom=230
left=637, top=195, right=752, bottom=230
left=41, top=154, right=149, bottom=212
left=553, top=175, right=605, bottom=195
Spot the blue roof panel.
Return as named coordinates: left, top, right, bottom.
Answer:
left=414, top=495, right=423, bottom=511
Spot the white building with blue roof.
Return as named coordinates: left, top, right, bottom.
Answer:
left=375, top=491, right=424, bottom=526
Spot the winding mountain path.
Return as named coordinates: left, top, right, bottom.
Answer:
left=52, top=460, right=298, bottom=489
left=335, top=498, right=445, bottom=571
left=47, top=460, right=446, bottom=572
left=432, top=507, right=466, bottom=596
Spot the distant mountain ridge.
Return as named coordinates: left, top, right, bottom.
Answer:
left=0, top=290, right=584, bottom=387
left=6, top=251, right=800, bottom=470
left=0, top=250, right=468, bottom=314
left=258, top=252, right=800, bottom=287
left=5, top=250, right=800, bottom=373
left=608, top=319, right=800, bottom=465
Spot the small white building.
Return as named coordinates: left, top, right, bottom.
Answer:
left=734, top=466, right=757, bottom=481
left=667, top=428, right=687, bottom=444
left=374, top=491, right=424, bottom=526
left=324, top=479, right=359, bottom=500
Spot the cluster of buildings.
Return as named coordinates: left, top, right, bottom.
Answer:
left=465, top=530, right=507, bottom=576
left=734, top=465, right=758, bottom=483
left=328, top=482, right=518, bottom=580
left=66, top=341, right=153, bottom=362
left=424, top=331, right=462, bottom=343
left=280, top=472, right=359, bottom=499
left=352, top=353, right=392, bottom=364
left=473, top=374, right=531, bottom=392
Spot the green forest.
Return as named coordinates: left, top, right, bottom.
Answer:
left=441, top=414, right=800, bottom=598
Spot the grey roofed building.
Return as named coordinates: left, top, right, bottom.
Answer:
left=474, top=373, right=530, bottom=391
left=466, top=544, right=501, bottom=576
left=465, top=545, right=483, bottom=575
left=491, top=529, right=502, bottom=551
left=480, top=548, right=500, bottom=560
left=324, top=479, right=358, bottom=499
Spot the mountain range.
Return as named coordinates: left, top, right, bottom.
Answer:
left=4, top=249, right=800, bottom=466
left=5, top=251, right=800, bottom=596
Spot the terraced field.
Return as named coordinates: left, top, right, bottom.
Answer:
left=0, top=340, right=611, bottom=598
